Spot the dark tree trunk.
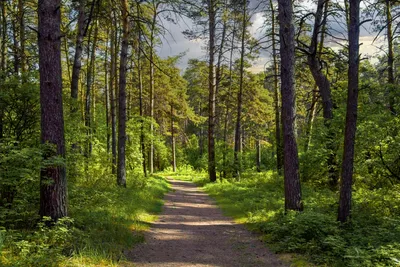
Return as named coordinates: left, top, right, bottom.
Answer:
left=149, top=2, right=158, bottom=175
left=222, top=18, right=237, bottom=178
left=307, top=0, right=338, bottom=188
left=18, top=0, right=26, bottom=72
left=38, top=0, right=67, bottom=221
left=117, top=0, right=129, bottom=187
left=215, top=0, right=227, bottom=96
left=110, top=7, right=117, bottom=174
left=256, top=139, right=261, bottom=172
left=0, top=0, right=5, bottom=74
left=304, top=85, right=318, bottom=151
left=234, top=0, right=247, bottom=179
left=171, top=105, right=176, bottom=172
left=136, top=5, right=147, bottom=176
left=386, top=0, right=395, bottom=114
left=105, top=31, right=110, bottom=153
left=207, top=0, right=217, bottom=182
left=71, top=0, right=87, bottom=107
left=307, top=0, right=332, bottom=121
left=278, top=0, right=302, bottom=211
left=85, top=21, right=98, bottom=158
left=338, top=0, right=360, bottom=223
left=269, top=0, right=283, bottom=174
left=11, top=19, right=19, bottom=74
left=0, top=0, right=6, bottom=139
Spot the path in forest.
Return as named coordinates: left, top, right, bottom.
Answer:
left=124, top=177, right=287, bottom=267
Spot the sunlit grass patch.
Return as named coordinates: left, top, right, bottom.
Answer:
left=196, top=171, right=400, bottom=267
left=0, top=175, right=169, bottom=267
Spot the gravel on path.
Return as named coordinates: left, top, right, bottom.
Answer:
left=124, top=178, right=288, bottom=267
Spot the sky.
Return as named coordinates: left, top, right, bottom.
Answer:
left=156, top=1, right=384, bottom=74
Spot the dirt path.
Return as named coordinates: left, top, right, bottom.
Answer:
left=125, top=178, right=287, bottom=267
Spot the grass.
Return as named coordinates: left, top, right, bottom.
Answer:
left=0, top=175, right=169, bottom=267
left=168, top=170, right=400, bottom=267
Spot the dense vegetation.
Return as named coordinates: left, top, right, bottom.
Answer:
left=0, top=0, right=399, bottom=266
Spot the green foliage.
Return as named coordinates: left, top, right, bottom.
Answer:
left=0, top=142, right=41, bottom=228
left=183, top=171, right=400, bottom=267
left=0, top=176, right=169, bottom=266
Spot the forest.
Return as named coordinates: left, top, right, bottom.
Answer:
left=0, top=0, right=399, bottom=266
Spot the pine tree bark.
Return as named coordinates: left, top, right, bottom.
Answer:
left=18, top=0, right=26, bottom=72
left=0, top=0, right=5, bottom=75
left=137, top=10, right=147, bottom=177
left=85, top=21, right=98, bottom=158
left=207, top=0, right=217, bottom=182
left=269, top=0, right=283, bottom=174
left=171, top=105, right=176, bottom=172
left=109, top=7, right=117, bottom=174
left=234, top=0, right=247, bottom=179
left=386, top=0, right=395, bottom=114
left=71, top=0, right=87, bottom=108
left=278, top=0, right=302, bottom=211
left=149, top=2, right=158, bottom=175
left=117, top=0, right=129, bottom=187
left=307, top=0, right=338, bottom=188
left=105, top=31, right=110, bottom=153
left=338, top=0, right=360, bottom=223
left=304, top=86, right=318, bottom=151
left=38, top=0, right=67, bottom=221
left=256, top=139, right=261, bottom=172
left=0, top=0, right=6, bottom=139
left=11, top=18, right=19, bottom=74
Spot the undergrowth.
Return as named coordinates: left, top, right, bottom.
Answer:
left=170, top=170, right=400, bottom=267
left=0, top=175, right=169, bottom=266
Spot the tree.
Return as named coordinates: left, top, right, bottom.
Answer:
left=207, top=0, right=217, bottom=182
left=338, top=0, right=360, bottom=223
left=278, top=0, right=302, bottom=211
left=38, top=0, right=67, bottom=221
left=117, top=0, right=129, bottom=187
left=233, top=0, right=248, bottom=179
left=71, top=0, right=87, bottom=110
left=269, top=0, right=283, bottom=174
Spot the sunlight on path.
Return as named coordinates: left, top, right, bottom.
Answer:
left=124, top=178, right=287, bottom=267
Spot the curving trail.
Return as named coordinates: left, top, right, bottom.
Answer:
left=124, top=178, right=287, bottom=267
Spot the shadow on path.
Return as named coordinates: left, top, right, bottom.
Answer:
left=124, top=178, right=287, bottom=267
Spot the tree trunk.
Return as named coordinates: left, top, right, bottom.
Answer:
left=149, top=2, right=159, bottom=175
left=234, top=0, right=247, bottom=179
left=136, top=3, right=147, bottom=177
left=307, top=0, right=339, bottom=188
left=222, top=17, right=236, bottom=178
left=18, top=0, right=25, bottom=72
left=338, top=0, right=360, bottom=223
left=0, top=0, right=6, bottom=139
left=278, top=0, right=302, bottom=211
left=386, top=0, right=395, bottom=114
left=110, top=7, right=117, bottom=174
left=256, top=139, right=261, bottom=172
left=171, top=105, right=176, bottom=172
left=269, top=0, right=283, bottom=174
left=0, top=0, right=5, bottom=74
left=105, top=30, right=110, bottom=153
left=215, top=0, right=227, bottom=96
left=85, top=21, right=98, bottom=158
left=71, top=0, right=87, bottom=109
left=304, top=86, right=318, bottom=151
left=38, top=0, right=67, bottom=221
left=207, top=0, right=217, bottom=182
left=117, top=0, right=129, bottom=187
left=11, top=18, right=19, bottom=74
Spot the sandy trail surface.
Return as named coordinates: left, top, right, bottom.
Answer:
left=125, top=178, right=287, bottom=267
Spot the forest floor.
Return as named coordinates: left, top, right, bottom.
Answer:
left=122, top=177, right=288, bottom=267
